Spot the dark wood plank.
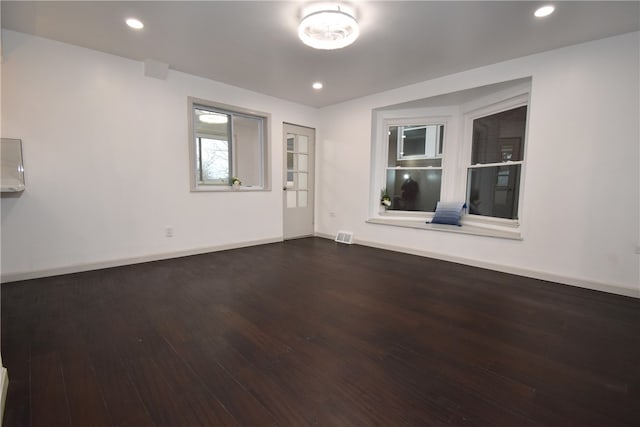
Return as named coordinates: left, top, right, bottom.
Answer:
left=2, top=237, right=640, bottom=426
left=60, top=354, right=111, bottom=427
left=29, top=352, right=71, bottom=427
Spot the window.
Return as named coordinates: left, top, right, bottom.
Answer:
left=385, top=122, right=445, bottom=212
left=371, top=78, right=531, bottom=236
left=466, top=105, right=527, bottom=220
left=189, top=98, right=270, bottom=191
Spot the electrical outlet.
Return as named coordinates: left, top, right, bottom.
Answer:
left=165, top=227, right=173, bottom=238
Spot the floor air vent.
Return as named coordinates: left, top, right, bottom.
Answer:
left=335, top=231, right=354, bottom=244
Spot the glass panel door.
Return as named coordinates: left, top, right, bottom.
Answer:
left=283, top=125, right=315, bottom=239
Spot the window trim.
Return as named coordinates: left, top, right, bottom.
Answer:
left=188, top=97, right=271, bottom=192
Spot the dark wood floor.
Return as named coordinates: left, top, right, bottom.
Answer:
left=2, top=237, right=639, bottom=426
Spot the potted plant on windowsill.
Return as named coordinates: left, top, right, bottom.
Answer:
left=231, top=176, right=242, bottom=190
left=380, top=188, right=391, bottom=213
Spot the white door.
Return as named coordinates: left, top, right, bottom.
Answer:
left=283, top=124, right=315, bottom=239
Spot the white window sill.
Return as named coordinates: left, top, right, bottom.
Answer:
left=191, top=186, right=269, bottom=193
left=366, top=216, right=522, bottom=240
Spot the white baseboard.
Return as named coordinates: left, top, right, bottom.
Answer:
left=314, top=233, right=640, bottom=299
left=0, top=366, right=7, bottom=424
left=0, top=237, right=283, bottom=283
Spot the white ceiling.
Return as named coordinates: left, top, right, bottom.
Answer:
left=2, top=1, right=638, bottom=108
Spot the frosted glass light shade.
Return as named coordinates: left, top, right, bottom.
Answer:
left=298, top=4, right=359, bottom=50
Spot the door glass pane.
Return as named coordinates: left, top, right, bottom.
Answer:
left=287, top=171, right=294, bottom=187
left=287, top=134, right=295, bottom=151
left=298, top=154, right=308, bottom=172
left=385, top=169, right=442, bottom=212
left=287, top=152, right=295, bottom=171
left=467, top=165, right=521, bottom=219
left=298, top=136, right=308, bottom=153
left=298, top=191, right=308, bottom=208
left=287, top=190, right=297, bottom=208
left=298, top=172, right=308, bottom=190
left=471, top=106, right=527, bottom=164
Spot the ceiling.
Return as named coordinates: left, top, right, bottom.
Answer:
left=2, top=1, right=638, bottom=108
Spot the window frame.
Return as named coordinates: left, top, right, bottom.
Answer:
left=461, top=94, right=530, bottom=225
left=373, top=111, right=452, bottom=218
left=188, top=97, right=271, bottom=192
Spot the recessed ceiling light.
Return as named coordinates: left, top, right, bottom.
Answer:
left=312, top=82, right=323, bottom=90
left=298, top=3, right=359, bottom=50
left=126, top=18, right=144, bottom=29
left=534, top=5, right=555, bottom=18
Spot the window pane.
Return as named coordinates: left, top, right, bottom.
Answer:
left=198, top=138, right=229, bottom=183
left=233, top=114, right=263, bottom=187
left=471, top=106, right=527, bottom=164
left=402, top=127, right=426, bottom=156
left=467, top=165, right=521, bottom=219
left=385, top=169, right=442, bottom=212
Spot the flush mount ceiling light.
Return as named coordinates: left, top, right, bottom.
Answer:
left=298, top=3, right=359, bottom=50
left=534, top=5, right=555, bottom=18
left=312, top=82, right=324, bottom=90
left=125, top=18, right=144, bottom=29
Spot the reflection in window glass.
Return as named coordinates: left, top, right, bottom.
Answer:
left=397, top=124, right=444, bottom=160
left=385, top=169, right=442, bottom=212
left=468, top=165, right=521, bottom=219
left=471, top=106, right=526, bottom=164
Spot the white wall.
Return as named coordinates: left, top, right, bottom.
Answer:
left=316, top=32, right=640, bottom=297
left=2, top=29, right=639, bottom=298
left=0, top=30, right=318, bottom=280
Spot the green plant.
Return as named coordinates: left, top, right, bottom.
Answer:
left=380, top=188, right=391, bottom=207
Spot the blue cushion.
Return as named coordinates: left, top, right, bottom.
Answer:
left=428, top=201, right=466, bottom=226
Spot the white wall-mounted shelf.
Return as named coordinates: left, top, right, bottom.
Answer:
left=1, top=138, right=25, bottom=193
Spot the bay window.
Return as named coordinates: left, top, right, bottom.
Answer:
left=371, top=78, right=531, bottom=237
